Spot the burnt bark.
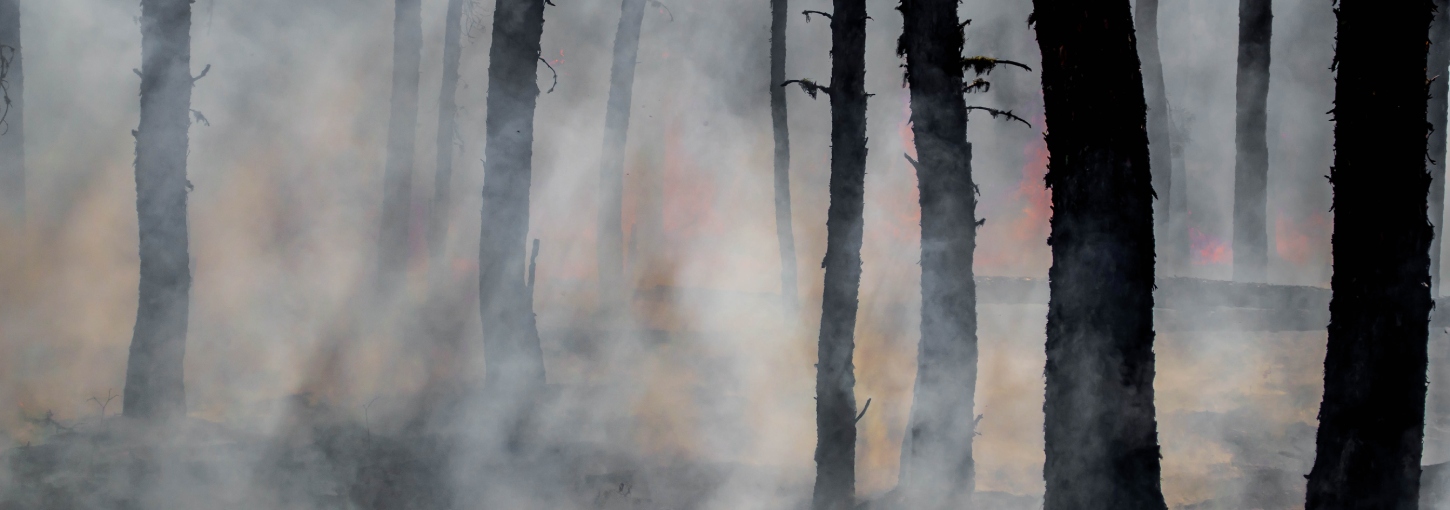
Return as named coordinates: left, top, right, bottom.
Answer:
left=1136, top=0, right=1182, bottom=274
left=1429, top=0, right=1449, bottom=295
left=0, top=0, right=23, bottom=221
left=377, top=0, right=423, bottom=292
left=1303, top=1, right=1434, bottom=508
left=1029, top=0, right=1168, bottom=508
left=808, top=1, right=866, bottom=509
left=429, top=0, right=466, bottom=263
left=895, top=0, right=977, bottom=508
left=772, top=0, right=798, bottom=315
left=1233, top=0, right=1271, bottom=282
left=123, top=0, right=195, bottom=422
left=598, top=0, right=647, bottom=311
left=479, top=0, right=547, bottom=432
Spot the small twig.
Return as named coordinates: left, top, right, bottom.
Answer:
left=363, top=396, right=381, bottom=441
left=190, top=109, right=210, bottom=126
left=782, top=79, right=831, bottom=99
left=191, top=63, right=211, bottom=83
left=903, top=153, right=920, bottom=172
left=855, top=398, right=872, bottom=423
left=965, top=106, right=1032, bottom=128
left=133, top=68, right=142, bottom=78
left=88, top=389, right=119, bottom=418
left=538, top=56, right=558, bottom=93
left=802, top=10, right=832, bottom=22
left=961, top=56, right=1032, bottom=76
left=647, top=0, right=674, bottom=21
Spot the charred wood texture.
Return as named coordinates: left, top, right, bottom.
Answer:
left=598, top=0, right=647, bottom=310
left=810, top=0, right=867, bottom=508
left=0, top=0, right=23, bottom=221
left=771, top=0, right=799, bottom=315
left=1030, top=0, right=1168, bottom=508
left=1429, top=0, right=1449, bottom=294
left=1304, top=1, right=1434, bottom=508
left=1233, top=0, right=1271, bottom=282
left=1136, top=0, right=1182, bottom=274
left=479, top=0, right=547, bottom=428
left=377, top=0, right=423, bottom=292
left=896, top=0, right=977, bottom=507
left=429, top=0, right=466, bottom=263
left=124, top=0, right=195, bottom=422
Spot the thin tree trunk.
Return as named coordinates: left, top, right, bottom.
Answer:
left=429, top=0, right=466, bottom=263
left=377, top=0, right=423, bottom=292
left=1428, top=0, right=1449, bottom=295
left=896, top=1, right=976, bottom=508
left=597, top=0, right=647, bottom=313
left=810, top=1, right=866, bottom=509
left=771, top=0, right=798, bottom=315
left=123, top=0, right=195, bottom=422
left=0, top=0, right=23, bottom=221
left=479, top=0, right=547, bottom=436
left=1029, top=1, right=1168, bottom=509
left=1303, top=1, right=1433, bottom=507
left=1137, top=0, right=1179, bottom=274
left=1233, top=0, right=1271, bottom=283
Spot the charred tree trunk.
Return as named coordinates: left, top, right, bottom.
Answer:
left=1428, top=0, right=1449, bottom=295
left=1030, top=1, right=1168, bottom=509
left=0, top=0, right=23, bottom=221
left=479, top=0, right=547, bottom=433
left=377, top=0, right=423, bottom=292
left=809, top=1, right=866, bottom=509
left=895, top=0, right=977, bottom=508
left=123, top=0, right=195, bottom=422
left=598, top=0, right=647, bottom=313
left=1233, top=0, right=1271, bottom=282
left=1137, top=0, right=1181, bottom=274
left=429, top=0, right=466, bottom=263
left=1303, top=1, right=1433, bottom=508
left=771, top=0, right=799, bottom=315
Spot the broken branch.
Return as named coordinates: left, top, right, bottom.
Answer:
left=647, top=0, right=674, bottom=21
left=965, top=106, right=1032, bottom=128
left=783, top=79, right=831, bottom=99
left=191, top=64, right=211, bottom=83
left=802, top=10, right=832, bottom=22
left=962, top=56, right=1032, bottom=76
left=538, top=56, right=558, bottom=93
left=855, top=398, right=872, bottom=423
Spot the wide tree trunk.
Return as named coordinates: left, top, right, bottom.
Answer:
left=0, top=0, right=23, bottom=221
left=1136, top=0, right=1182, bottom=274
left=377, top=0, right=423, bottom=292
left=1029, top=1, right=1168, bottom=509
left=429, top=0, right=466, bottom=263
left=479, top=0, right=547, bottom=436
left=1232, top=0, right=1271, bottom=282
left=895, top=0, right=977, bottom=508
left=810, top=1, right=866, bottom=509
left=1303, top=1, right=1433, bottom=508
left=1428, top=0, right=1449, bottom=295
left=771, top=0, right=798, bottom=315
left=123, top=0, right=195, bottom=422
left=597, top=0, right=647, bottom=313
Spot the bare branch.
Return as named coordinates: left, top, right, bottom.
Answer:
left=802, top=10, right=832, bottom=22
left=962, top=56, right=1032, bottom=76
left=855, top=398, right=872, bottom=423
left=528, top=238, right=541, bottom=291
left=538, top=56, right=558, bottom=93
left=191, top=63, right=211, bottom=83
left=965, top=105, right=1032, bottom=128
left=190, top=109, right=210, bottom=127
left=647, top=0, right=674, bottom=21
left=904, top=153, right=920, bottom=172
left=783, top=79, right=831, bottom=99
left=963, top=78, right=991, bottom=94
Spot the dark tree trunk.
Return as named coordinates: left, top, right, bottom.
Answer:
left=1137, top=0, right=1182, bottom=274
left=429, top=0, right=466, bottom=263
left=1428, top=0, right=1449, bottom=295
left=377, top=0, right=423, bottom=292
left=123, top=0, right=195, bottom=422
left=479, top=0, right=547, bottom=430
left=895, top=0, right=977, bottom=508
left=1233, top=0, right=1271, bottom=282
left=597, top=0, right=647, bottom=311
left=0, top=0, right=23, bottom=221
left=1303, top=1, right=1434, bottom=508
left=1029, top=1, right=1168, bottom=509
left=771, top=0, right=798, bottom=315
left=809, top=1, right=866, bottom=509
